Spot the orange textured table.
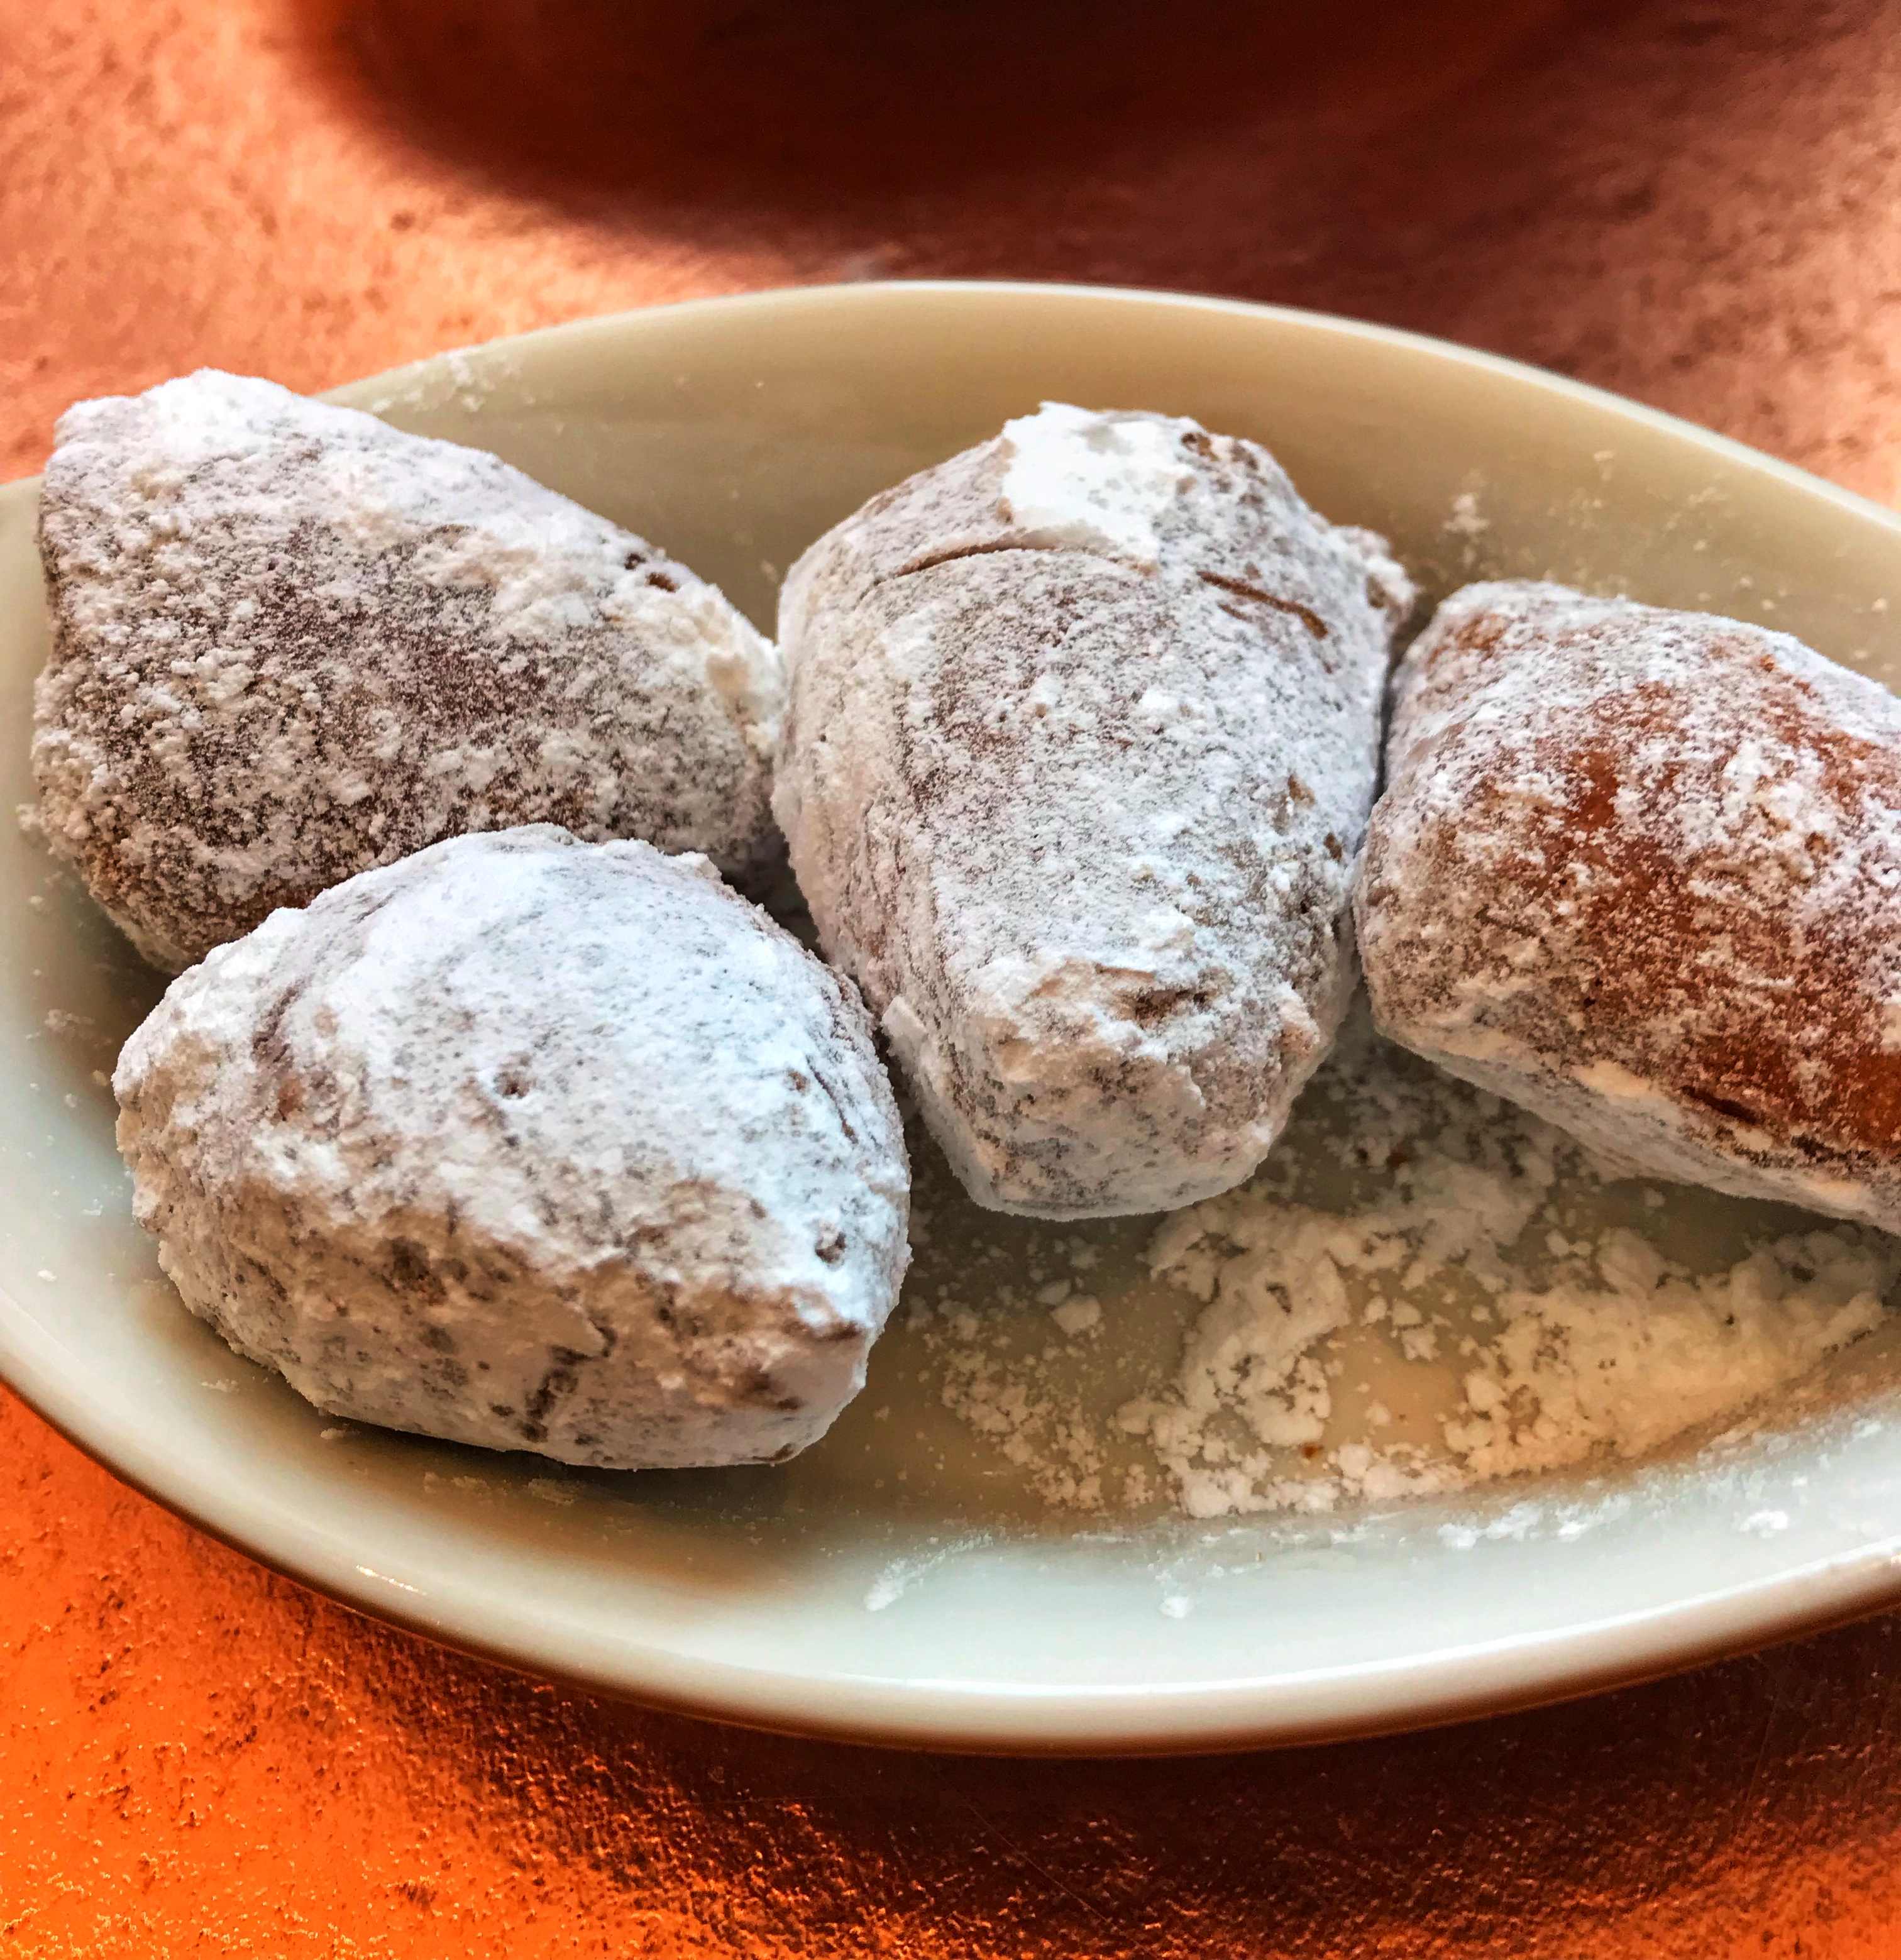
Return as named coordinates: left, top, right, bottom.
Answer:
left=7, top=1, right=1901, bottom=1952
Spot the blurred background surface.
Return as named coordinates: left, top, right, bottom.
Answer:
left=6, top=1, right=1901, bottom=1952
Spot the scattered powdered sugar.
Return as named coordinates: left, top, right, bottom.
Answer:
left=1050, top=1293, right=1102, bottom=1336
left=1440, top=1231, right=1886, bottom=1482
left=862, top=1532, right=995, bottom=1612
left=1441, top=488, right=1491, bottom=568
left=902, top=1005, right=1899, bottom=1520
left=934, top=1314, right=1114, bottom=1510
left=1739, top=1509, right=1792, bottom=1536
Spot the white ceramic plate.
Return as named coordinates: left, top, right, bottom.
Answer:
left=8, top=282, right=1901, bottom=1755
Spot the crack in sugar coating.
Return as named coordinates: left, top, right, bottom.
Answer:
left=33, top=371, right=783, bottom=971
left=1358, top=579, right=1901, bottom=1230
left=112, top=828, right=910, bottom=1469
left=773, top=402, right=1413, bottom=1219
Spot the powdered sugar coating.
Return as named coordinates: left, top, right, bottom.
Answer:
left=1358, top=580, right=1901, bottom=1230
left=774, top=403, right=1413, bottom=1219
left=113, top=827, right=910, bottom=1469
left=35, top=371, right=783, bottom=971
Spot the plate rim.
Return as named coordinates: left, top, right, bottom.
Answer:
left=8, top=278, right=1901, bottom=1756
left=9, top=1313, right=1901, bottom=1756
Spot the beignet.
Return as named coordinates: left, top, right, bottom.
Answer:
left=113, top=828, right=910, bottom=1468
left=1358, top=580, right=1901, bottom=1231
left=35, top=371, right=782, bottom=971
left=774, top=402, right=1413, bottom=1218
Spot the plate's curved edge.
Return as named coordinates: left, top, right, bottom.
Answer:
left=321, top=277, right=1901, bottom=537
left=8, top=285, right=1901, bottom=1755
left=9, top=1269, right=1901, bottom=1757
left=16, top=281, right=1901, bottom=544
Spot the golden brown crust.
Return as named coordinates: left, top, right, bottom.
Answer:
left=1358, top=581, right=1901, bottom=1224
